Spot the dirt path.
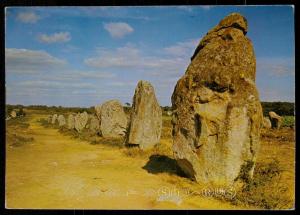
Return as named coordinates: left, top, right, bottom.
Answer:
left=6, top=113, right=240, bottom=209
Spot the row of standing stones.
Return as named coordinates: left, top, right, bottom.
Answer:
left=46, top=13, right=284, bottom=186
left=48, top=80, right=162, bottom=150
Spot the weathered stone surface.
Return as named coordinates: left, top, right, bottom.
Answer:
left=47, top=115, right=52, bottom=123
left=95, top=105, right=102, bottom=120
left=10, top=110, right=17, bottom=118
left=67, top=114, right=75, bottom=130
left=171, top=13, right=263, bottom=185
left=125, top=80, right=162, bottom=149
left=100, top=100, right=128, bottom=137
left=89, top=115, right=100, bottom=134
left=57, top=115, right=66, bottom=127
left=262, top=117, right=272, bottom=129
left=10, top=109, right=25, bottom=118
left=74, top=112, right=88, bottom=132
left=51, top=114, right=58, bottom=124
left=269, top=111, right=282, bottom=129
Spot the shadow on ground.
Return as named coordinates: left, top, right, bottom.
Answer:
left=142, top=154, right=187, bottom=178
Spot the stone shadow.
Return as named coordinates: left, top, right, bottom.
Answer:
left=142, top=154, right=187, bottom=178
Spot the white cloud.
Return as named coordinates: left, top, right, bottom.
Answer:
left=44, top=70, right=116, bottom=82
left=201, top=6, right=212, bottom=10
left=37, top=32, right=71, bottom=43
left=5, top=48, right=67, bottom=74
left=163, top=39, right=199, bottom=57
left=33, top=7, right=151, bottom=21
left=257, top=57, right=295, bottom=77
left=84, top=44, right=188, bottom=73
left=18, top=80, right=95, bottom=89
left=176, top=6, right=194, bottom=12
left=103, top=22, right=134, bottom=38
left=16, top=11, right=40, bottom=23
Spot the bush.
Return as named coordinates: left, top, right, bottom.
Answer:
left=261, top=102, right=294, bottom=116
left=282, top=116, right=295, bottom=127
left=231, top=160, right=293, bottom=209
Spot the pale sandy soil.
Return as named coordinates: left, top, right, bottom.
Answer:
left=6, top=112, right=243, bottom=209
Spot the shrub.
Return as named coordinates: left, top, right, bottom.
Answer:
left=231, top=160, right=294, bottom=209
left=261, top=102, right=294, bottom=116
left=282, top=116, right=295, bottom=127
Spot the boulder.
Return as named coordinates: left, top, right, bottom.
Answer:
left=67, top=114, right=75, bottom=130
left=171, top=13, right=263, bottom=185
left=51, top=114, right=58, bottom=124
left=125, top=80, right=162, bottom=149
left=269, top=111, right=282, bottom=129
left=100, top=100, right=128, bottom=138
left=89, top=115, right=100, bottom=134
left=57, top=115, right=66, bottom=127
left=74, top=112, right=88, bottom=132
left=10, top=110, right=17, bottom=118
left=47, top=115, right=52, bottom=123
left=262, top=117, right=272, bottom=129
left=95, top=104, right=102, bottom=120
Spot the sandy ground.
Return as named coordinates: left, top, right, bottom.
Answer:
left=6, top=112, right=242, bottom=209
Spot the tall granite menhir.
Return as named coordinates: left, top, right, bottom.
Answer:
left=125, top=80, right=162, bottom=150
left=171, top=13, right=263, bottom=185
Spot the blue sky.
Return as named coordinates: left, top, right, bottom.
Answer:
left=5, top=6, right=295, bottom=107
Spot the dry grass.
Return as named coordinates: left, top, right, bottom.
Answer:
left=25, top=109, right=295, bottom=209
left=6, top=116, right=34, bottom=147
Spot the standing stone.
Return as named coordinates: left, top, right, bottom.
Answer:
left=89, top=115, right=100, bottom=134
left=47, top=115, right=52, bottom=123
left=269, top=111, right=282, bottom=129
left=57, top=115, right=66, bottom=127
left=125, top=80, right=162, bottom=149
left=95, top=105, right=102, bottom=120
left=10, top=110, right=17, bottom=118
left=262, top=117, right=272, bottom=129
left=74, top=111, right=88, bottom=132
left=167, top=111, right=172, bottom=116
left=51, top=114, right=58, bottom=124
left=67, top=114, right=75, bottom=130
left=100, top=100, right=128, bottom=138
left=171, top=13, right=263, bottom=185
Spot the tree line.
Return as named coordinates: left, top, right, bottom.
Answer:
left=6, top=101, right=295, bottom=117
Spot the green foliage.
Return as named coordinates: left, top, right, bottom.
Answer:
left=282, top=116, right=295, bottom=127
left=160, top=102, right=295, bottom=117
left=123, top=106, right=132, bottom=115
left=6, top=104, right=95, bottom=115
left=261, top=102, right=294, bottom=116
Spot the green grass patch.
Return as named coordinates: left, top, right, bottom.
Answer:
left=282, top=116, right=295, bottom=127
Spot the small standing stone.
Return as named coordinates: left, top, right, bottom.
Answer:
left=10, top=110, right=17, bottom=118
left=67, top=114, right=75, bottom=130
left=269, top=111, right=282, bottom=129
left=57, top=115, right=66, bottom=127
left=262, top=117, right=272, bottom=129
left=74, top=112, right=89, bottom=132
left=89, top=115, right=100, bottom=134
left=100, top=100, right=128, bottom=138
left=47, top=115, right=52, bottom=123
left=51, top=114, right=58, bottom=124
left=95, top=105, right=102, bottom=120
